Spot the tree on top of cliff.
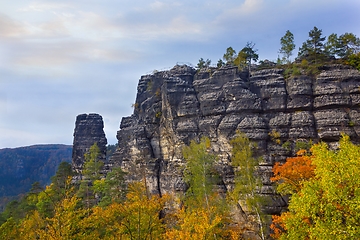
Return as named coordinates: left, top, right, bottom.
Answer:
left=223, top=47, right=237, bottom=64
left=298, top=26, right=326, bottom=63
left=279, top=30, right=296, bottom=63
left=197, top=58, right=211, bottom=69
left=234, top=42, right=259, bottom=72
left=325, top=32, right=360, bottom=59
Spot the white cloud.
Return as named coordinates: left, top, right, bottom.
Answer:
left=18, top=2, right=72, bottom=12
left=1, top=0, right=359, bottom=149
left=0, top=14, right=29, bottom=38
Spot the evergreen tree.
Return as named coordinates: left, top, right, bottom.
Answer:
left=236, top=42, right=259, bottom=72
left=217, top=59, right=225, bottom=68
left=93, top=166, right=127, bottom=206
left=338, top=33, right=360, bottom=59
left=279, top=30, right=295, bottom=63
left=197, top=58, right=211, bottom=69
left=324, top=33, right=341, bottom=58
left=298, top=26, right=326, bottom=63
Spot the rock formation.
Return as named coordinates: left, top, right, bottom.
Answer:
left=72, top=113, right=107, bottom=175
left=108, top=64, right=360, bottom=213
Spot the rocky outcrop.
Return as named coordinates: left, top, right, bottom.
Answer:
left=72, top=113, right=107, bottom=174
left=109, top=64, right=360, bottom=213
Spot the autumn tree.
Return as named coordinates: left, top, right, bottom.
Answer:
left=272, top=135, right=360, bottom=239
left=271, top=150, right=315, bottom=195
left=229, top=131, right=266, bottom=240
left=35, top=162, right=74, bottom=218
left=166, top=137, right=240, bottom=239
left=279, top=30, right=295, bottom=63
left=298, top=26, right=326, bottom=63
left=269, top=150, right=316, bottom=238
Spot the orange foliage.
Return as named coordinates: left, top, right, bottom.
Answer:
left=270, top=213, right=289, bottom=239
left=271, top=151, right=315, bottom=193
left=270, top=150, right=316, bottom=239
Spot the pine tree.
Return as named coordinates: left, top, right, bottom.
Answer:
left=298, top=26, right=326, bottom=63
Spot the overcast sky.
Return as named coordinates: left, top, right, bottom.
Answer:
left=1, top=0, right=359, bottom=148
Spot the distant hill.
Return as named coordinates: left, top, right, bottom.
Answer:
left=0, top=144, right=72, bottom=208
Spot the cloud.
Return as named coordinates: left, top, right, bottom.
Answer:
left=1, top=0, right=359, bottom=149
left=8, top=39, right=140, bottom=68
left=0, top=14, right=29, bottom=38
left=18, top=2, right=71, bottom=12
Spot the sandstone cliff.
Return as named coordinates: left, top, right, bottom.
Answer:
left=109, top=64, right=360, bottom=212
left=72, top=113, right=107, bottom=175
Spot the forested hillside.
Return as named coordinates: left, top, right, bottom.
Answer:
left=0, top=145, right=72, bottom=210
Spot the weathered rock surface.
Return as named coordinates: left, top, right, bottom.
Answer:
left=109, top=64, right=360, bottom=213
left=72, top=113, right=107, bottom=174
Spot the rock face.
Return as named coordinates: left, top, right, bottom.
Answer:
left=109, top=64, right=360, bottom=213
left=72, top=113, right=107, bottom=174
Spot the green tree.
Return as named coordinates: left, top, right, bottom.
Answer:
left=223, top=47, right=237, bottom=64
left=197, top=58, right=211, bottom=69
left=182, top=137, right=218, bottom=209
left=229, top=131, right=266, bottom=240
left=0, top=182, right=42, bottom=224
left=106, top=143, right=118, bottom=161
left=234, top=50, right=248, bottom=70
left=347, top=52, right=360, bottom=71
left=50, top=162, right=73, bottom=196
left=93, top=166, right=127, bottom=206
left=325, top=33, right=341, bottom=58
left=35, top=162, right=74, bottom=218
left=168, top=137, right=238, bottom=239
left=217, top=59, right=225, bottom=68
left=298, top=26, right=326, bottom=63
left=279, top=30, right=295, bottom=63
left=237, top=42, right=259, bottom=72
left=338, top=33, right=360, bottom=59
left=77, top=143, right=104, bottom=210
left=274, top=135, right=360, bottom=239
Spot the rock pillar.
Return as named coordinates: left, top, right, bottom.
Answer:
left=72, top=113, right=107, bottom=174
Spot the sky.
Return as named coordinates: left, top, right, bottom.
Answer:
left=0, top=0, right=359, bottom=149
